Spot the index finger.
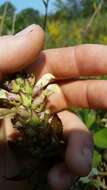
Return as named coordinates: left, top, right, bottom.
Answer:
left=30, top=44, right=107, bottom=79
left=0, top=25, right=44, bottom=76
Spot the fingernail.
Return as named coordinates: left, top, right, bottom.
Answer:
left=15, top=24, right=36, bottom=37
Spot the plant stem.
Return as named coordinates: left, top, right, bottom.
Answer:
left=0, top=1, right=8, bottom=35
left=11, top=13, right=16, bottom=35
left=42, top=0, right=50, bottom=31
left=82, top=0, right=103, bottom=37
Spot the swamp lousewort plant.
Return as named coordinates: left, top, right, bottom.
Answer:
left=0, top=72, right=65, bottom=190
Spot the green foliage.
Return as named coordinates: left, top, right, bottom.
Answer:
left=0, top=2, right=42, bottom=35
left=94, top=128, right=107, bottom=148
left=16, top=8, right=42, bottom=32
left=0, top=1, right=15, bottom=17
left=0, top=2, right=15, bottom=34
left=93, top=150, right=102, bottom=167
left=75, top=109, right=96, bottom=129
left=54, top=0, right=81, bottom=19
left=0, top=0, right=107, bottom=189
left=82, top=0, right=98, bottom=17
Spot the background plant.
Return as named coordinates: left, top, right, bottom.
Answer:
left=0, top=0, right=107, bottom=189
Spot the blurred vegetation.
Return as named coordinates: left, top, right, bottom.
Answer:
left=0, top=0, right=107, bottom=190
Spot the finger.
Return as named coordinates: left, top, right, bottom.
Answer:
left=47, top=80, right=107, bottom=112
left=58, top=111, right=93, bottom=176
left=29, top=45, right=107, bottom=79
left=48, top=162, right=76, bottom=190
left=0, top=121, right=30, bottom=190
left=0, top=24, right=44, bottom=76
left=48, top=111, right=93, bottom=190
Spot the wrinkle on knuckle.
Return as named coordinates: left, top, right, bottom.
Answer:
left=74, top=45, right=82, bottom=77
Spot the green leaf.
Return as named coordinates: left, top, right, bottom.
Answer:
left=80, top=168, right=99, bottom=184
left=12, top=81, right=21, bottom=93
left=94, top=128, right=107, bottom=148
left=92, top=150, right=101, bottom=167
left=91, top=179, right=102, bottom=188
left=24, top=80, right=32, bottom=95
left=0, top=108, right=16, bottom=119
left=20, top=93, right=31, bottom=107
left=80, top=176, right=90, bottom=184
left=89, top=168, right=99, bottom=176
left=84, top=110, right=96, bottom=128
left=75, top=109, right=96, bottom=128
left=29, top=115, right=41, bottom=126
left=0, top=89, right=7, bottom=99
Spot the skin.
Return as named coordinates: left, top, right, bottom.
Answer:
left=0, top=24, right=107, bottom=190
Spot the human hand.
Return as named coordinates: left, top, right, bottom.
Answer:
left=0, top=24, right=44, bottom=190
left=27, top=44, right=107, bottom=190
left=0, top=24, right=106, bottom=190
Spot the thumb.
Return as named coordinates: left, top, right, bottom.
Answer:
left=0, top=24, right=44, bottom=76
